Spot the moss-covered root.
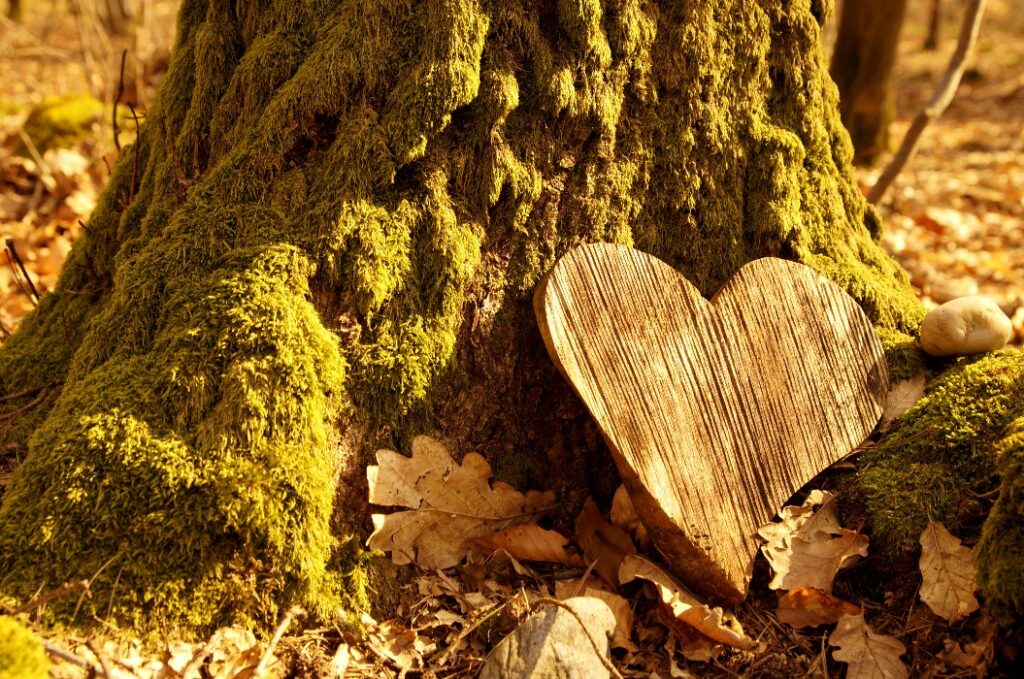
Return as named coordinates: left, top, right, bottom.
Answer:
left=976, top=417, right=1024, bottom=624
left=0, top=247, right=353, bottom=631
left=858, top=350, right=1024, bottom=618
left=0, top=616, right=50, bottom=679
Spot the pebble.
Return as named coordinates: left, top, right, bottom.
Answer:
left=478, top=597, right=616, bottom=679
left=919, top=296, right=1012, bottom=357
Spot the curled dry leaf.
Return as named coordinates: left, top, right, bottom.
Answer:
left=574, top=497, right=637, bottom=586
left=473, top=524, right=584, bottom=566
left=554, top=578, right=638, bottom=652
left=919, top=521, right=980, bottom=622
left=610, top=484, right=650, bottom=547
left=829, top=613, right=908, bottom=679
left=619, top=555, right=758, bottom=652
left=776, top=587, right=860, bottom=628
left=367, top=436, right=555, bottom=568
left=759, top=490, right=868, bottom=593
left=880, top=374, right=927, bottom=432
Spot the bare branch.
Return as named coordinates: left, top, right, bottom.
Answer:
left=868, top=0, right=988, bottom=204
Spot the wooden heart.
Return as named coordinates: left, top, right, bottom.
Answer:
left=535, top=243, right=887, bottom=604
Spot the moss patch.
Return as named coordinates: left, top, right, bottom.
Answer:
left=857, top=350, right=1024, bottom=617
left=17, top=94, right=104, bottom=155
left=0, top=0, right=934, bottom=636
left=0, top=616, right=50, bottom=679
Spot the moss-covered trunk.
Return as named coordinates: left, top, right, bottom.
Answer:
left=0, top=0, right=1019, bottom=632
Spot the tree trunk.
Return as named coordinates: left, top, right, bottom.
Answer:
left=925, top=0, right=942, bottom=50
left=830, top=0, right=909, bottom=165
left=0, top=0, right=1019, bottom=633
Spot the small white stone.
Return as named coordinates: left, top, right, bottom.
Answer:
left=919, top=296, right=1012, bottom=357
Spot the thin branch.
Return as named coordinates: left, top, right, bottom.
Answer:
left=5, top=239, right=40, bottom=303
left=10, top=580, right=90, bottom=615
left=254, top=606, right=303, bottom=675
left=113, top=49, right=127, bottom=151
left=0, top=382, right=61, bottom=404
left=868, top=0, right=988, bottom=204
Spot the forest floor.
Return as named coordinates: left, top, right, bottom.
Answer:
left=1, top=1, right=1022, bottom=678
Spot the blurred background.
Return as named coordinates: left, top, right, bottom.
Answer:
left=1, top=0, right=1021, bottom=340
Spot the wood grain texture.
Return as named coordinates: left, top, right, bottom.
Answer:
left=535, top=243, right=887, bottom=604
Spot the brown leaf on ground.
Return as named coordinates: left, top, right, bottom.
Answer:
left=554, top=578, right=638, bottom=652
left=473, top=524, right=584, bottom=566
left=776, top=587, right=861, bottom=628
left=574, top=497, right=637, bottom=586
left=609, top=484, right=650, bottom=547
left=919, top=521, right=980, bottom=622
left=829, top=613, right=908, bottom=679
left=619, top=555, right=758, bottom=652
left=367, top=436, right=555, bottom=568
left=880, top=374, right=927, bottom=431
left=759, top=491, right=868, bottom=593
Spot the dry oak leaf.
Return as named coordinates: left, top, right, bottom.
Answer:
left=367, top=436, right=555, bottom=568
left=880, top=374, right=926, bottom=432
left=575, top=497, right=637, bottom=586
left=829, top=613, right=908, bottom=679
left=919, top=521, right=980, bottom=622
left=619, top=555, right=758, bottom=652
left=776, top=587, right=861, bottom=628
left=759, top=491, right=868, bottom=593
left=473, top=525, right=584, bottom=566
left=554, top=578, right=638, bottom=652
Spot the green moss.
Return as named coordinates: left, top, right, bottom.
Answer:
left=17, top=94, right=104, bottom=155
left=876, top=327, right=927, bottom=384
left=0, top=616, right=50, bottom=679
left=859, top=351, right=1024, bottom=546
left=976, top=418, right=1024, bottom=623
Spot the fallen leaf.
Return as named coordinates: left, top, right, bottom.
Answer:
left=758, top=490, right=842, bottom=545
left=658, top=606, right=725, bottom=662
left=365, top=619, right=431, bottom=672
left=880, top=374, right=926, bottom=431
left=619, top=555, right=758, bottom=651
left=610, top=484, right=650, bottom=546
left=759, top=491, right=868, bottom=593
left=555, top=578, right=638, bottom=652
left=829, top=613, right=908, bottom=679
left=919, top=521, right=980, bottom=622
left=575, top=497, right=637, bottom=586
left=776, top=587, right=861, bottom=628
left=473, top=524, right=584, bottom=566
left=367, top=436, right=555, bottom=568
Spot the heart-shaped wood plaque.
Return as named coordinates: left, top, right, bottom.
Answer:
left=535, top=243, right=887, bottom=604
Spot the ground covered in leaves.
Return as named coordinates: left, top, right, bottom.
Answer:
left=1, top=1, right=1022, bottom=677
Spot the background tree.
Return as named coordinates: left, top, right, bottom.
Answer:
left=0, top=0, right=1020, bottom=633
left=830, top=0, right=910, bottom=164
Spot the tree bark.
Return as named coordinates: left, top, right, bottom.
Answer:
left=0, top=0, right=1018, bottom=633
left=830, top=0, right=910, bottom=165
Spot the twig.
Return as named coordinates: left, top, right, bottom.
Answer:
left=429, top=598, right=510, bottom=667
left=0, top=382, right=61, bottom=404
left=5, top=239, right=40, bottom=303
left=0, top=388, right=50, bottom=423
left=254, top=606, right=303, bottom=676
left=868, top=0, right=989, bottom=204
left=11, top=580, right=90, bottom=615
left=113, top=49, right=127, bottom=151
left=86, top=639, right=112, bottom=678
left=43, top=641, right=92, bottom=669
left=128, top=103, right=141, bottom=198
